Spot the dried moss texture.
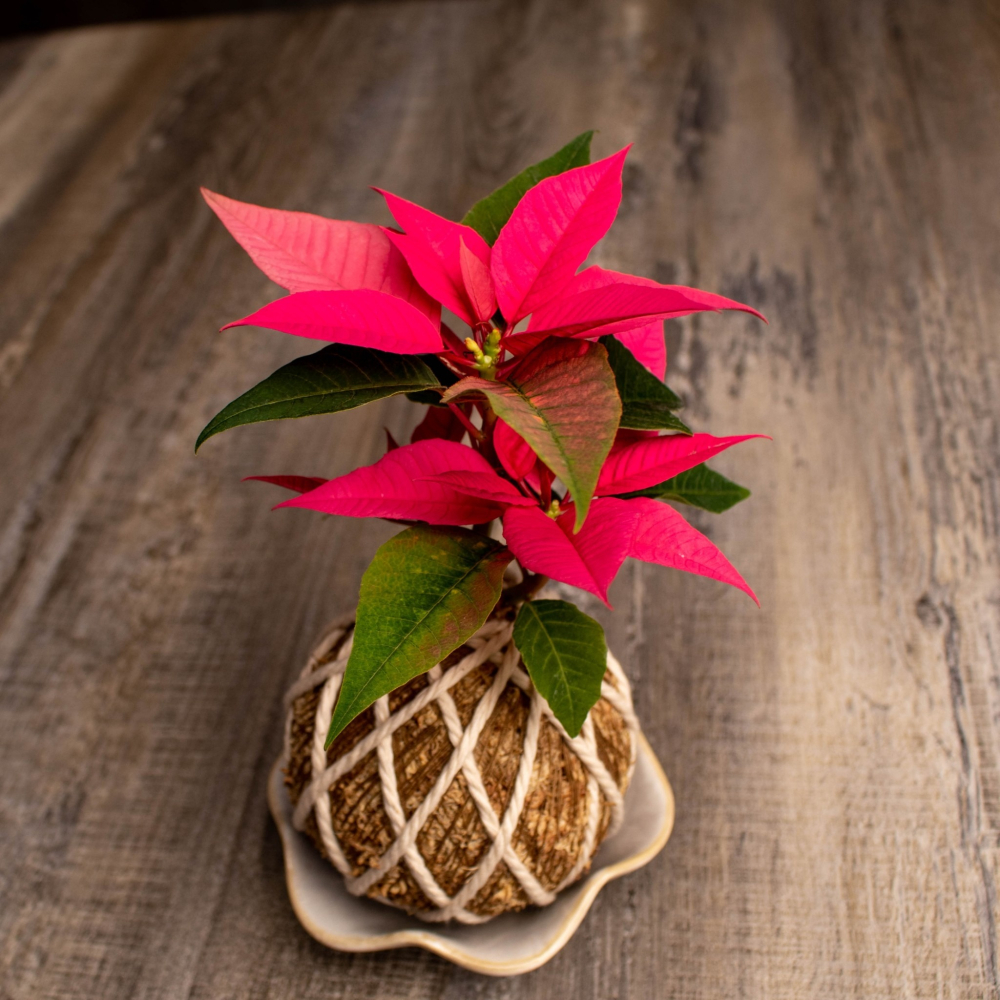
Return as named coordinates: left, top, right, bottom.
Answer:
left=284, top=618, right=633, bottom=919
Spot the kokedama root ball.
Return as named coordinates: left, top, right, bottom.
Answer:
left=283, top=608, right=639, bottom=924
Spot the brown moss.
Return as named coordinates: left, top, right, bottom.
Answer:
left=284, top=617, right=634, bottom=920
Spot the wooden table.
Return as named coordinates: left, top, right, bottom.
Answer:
left=1, top=2, right=998, bottom=996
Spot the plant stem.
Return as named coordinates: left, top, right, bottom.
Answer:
left=447, top=402, right=483, bottom=442
left=502, top=570, right=550, bottom=606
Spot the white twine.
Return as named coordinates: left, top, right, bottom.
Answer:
left=283, top=615, right=640, bottom=925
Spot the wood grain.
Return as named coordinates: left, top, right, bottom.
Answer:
left=1, top=2, right=998, bottom=996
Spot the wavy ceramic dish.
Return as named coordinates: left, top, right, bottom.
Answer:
left=268, top=731, right=674, bottom=976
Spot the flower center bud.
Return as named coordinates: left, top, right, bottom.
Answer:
left=465, top=331, right=501, bottom=379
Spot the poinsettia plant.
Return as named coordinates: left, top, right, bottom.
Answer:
left=198, top=133, right=766, bottom=744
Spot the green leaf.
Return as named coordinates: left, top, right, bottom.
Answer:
left=443, top=337, right=621, bottom=531
left=513, top=599, right=607, bottom=738
left=404, top=389, right=446, bottom=405
left=600, top=336, right=689, bottom=433
left=405, top=353, right=459, bottom=406
left=196, top=344, right=441, bottom=451
left=327, top=526, right=513, bottom=746
left=617, top=462, right=751, bottom=513
left=461, top=132, right=594, bottom=245
left=626, top=406, right=690, bottom=434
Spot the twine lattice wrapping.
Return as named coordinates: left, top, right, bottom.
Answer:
left=282, top=613, right=640, bottom=924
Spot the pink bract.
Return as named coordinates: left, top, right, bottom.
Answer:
left=526, top=266, right=766, bottom=335
left=245, top=474, right=328, bottom=494
left=494, top=419, right=537, bottom=480
left=410, top=406, right=467, bottom=444
left=627, top=498, right=759, bottom=605
left=613, top=322, right=668, bottom=379
left=491, top=149, right=630, bottom=323
left=277, top=439, right=507, bottom=524
left=222, top=288, right=445, bottom=353
left=416, top=471, right=535, bottom=506
left=459, top=238, right=497, bottom=323
left=378, top=189, right=492, bottom=326
left=502, top=499, right=639, bottom=606
left=597, top=433, right=768, bottom=496
left=201, top=189, right=438, bottom=320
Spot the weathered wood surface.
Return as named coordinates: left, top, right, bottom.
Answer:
left=1, top=1, right=998, bottom=996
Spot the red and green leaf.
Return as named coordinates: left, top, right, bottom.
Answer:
left=327, top=526, right=513, bottom=744
left=444, top=337, right=621, bottom=530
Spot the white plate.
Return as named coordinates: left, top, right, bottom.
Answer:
left=268, top=732, right=673, bottom=976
